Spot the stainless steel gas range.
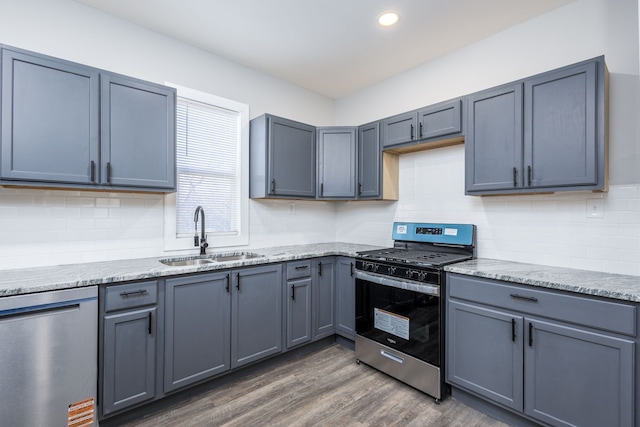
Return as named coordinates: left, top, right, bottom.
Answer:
left=354, top=222, right=476, bottom=401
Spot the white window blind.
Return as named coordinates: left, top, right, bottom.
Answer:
left=176, top=97, right=241, bottom=237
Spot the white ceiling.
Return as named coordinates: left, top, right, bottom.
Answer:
left=76, top=0, right=578, bottom=99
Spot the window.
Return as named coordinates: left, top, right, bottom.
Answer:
left=164, top=84, right=249, bottom=251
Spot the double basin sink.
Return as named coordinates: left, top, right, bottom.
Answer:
left=160, top=252, right=264, bottom=267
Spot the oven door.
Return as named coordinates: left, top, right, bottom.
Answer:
left=355, top=270, right=441, bottom=367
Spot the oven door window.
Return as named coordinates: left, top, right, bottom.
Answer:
left=356, top=279, right=440, bottom=366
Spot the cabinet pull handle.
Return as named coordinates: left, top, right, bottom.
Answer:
left=527, top=165, right=532, bottom=186
left=318, top=262, right=323, bottom=277
left=90, top=161, right=96, bottom=182
left=528, top=322, right=533, bottom=347
left=120, top=289, right=148, bottom=297
left=320, top=183, right=324, bottom=197
left=358, top=182, right=362, bottom=196
left=511, top=319, right=516, bottom=342
left=350, top=262, right=354, bottom=277
left=510, top=293, right=538, bottom=302
left=236, top=272, right=240, bottom=291
left=270, top=179, right=276, bottom=194
left=410, top=124, right=414, bottom=140
left=513, top=167, right=517, bottom=187
left=225, top=274, right=230, bottom=293
left=419, top=122, right=423, bottom=138
left=106, top=162, right=112, bottom=184
left=291, top=284, right=296, bottom=301
left=295, top=265, right=309, bottom=270
left=148, top=312, right=152, bottom=335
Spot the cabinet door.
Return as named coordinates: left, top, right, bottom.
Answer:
left=313, top=258, right=336, bottom=339
left=232, top=265, right=283, bottom=368
left=381, top=111, right=417, bottom=147
left=524, top=62, right=598, bottom=189
left=317, top=127, right=357, bottom=199
left=1, top=49, right=99, bottom=184
left=287, top=277, right=312, bottom=348
left=101, top=74, right=176, bottom=190
left=164, top=273, right=231, bottom=393
left=524, top=319, right=634, bottom=427
left=103, top=307, right=156, bottom=415
left=417, top=99, right=462, bottom=140
left=465, top=84, right=523, bottom=193
left=357, top=122, right=381, bottom=199
left=268, top=116, right=316, bottom=197
left=335, top=257, right=356, bottom=339
left=447, top=301, right=524, bottom=412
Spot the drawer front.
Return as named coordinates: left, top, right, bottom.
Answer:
left=286, top=260, right=312, bottom=280
left=105, top=280, right=158, bottom=312
left=448, top=274, right=636, bottom=337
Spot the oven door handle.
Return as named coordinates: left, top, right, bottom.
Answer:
left=354, top=270, right=440, bottom=297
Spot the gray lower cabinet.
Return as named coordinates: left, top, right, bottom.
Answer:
left=465, top=56, right=606, bottom=195
left=0, top=45, right=176, bottom=192
left=232, top=264, right=283, bottom=367
left=447, top=273, right=635, bottom=427
left=335, top=257, right=356, bottom=340
left=317, top=127, right=357, bottom=199
left=313, top=257, right=336, bottom=339
left=287, top=276, right=313, bottom=348
left=250, top=114, right=316, bottom=199
left=164, top=272, right=231, bottom=393
left=101, top=281, right=158, bottom=417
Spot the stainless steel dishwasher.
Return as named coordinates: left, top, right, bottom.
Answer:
left=0, top=286, right=98, bottom=427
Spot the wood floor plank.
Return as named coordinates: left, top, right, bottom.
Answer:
left=121, top=344, right=507, bottom=427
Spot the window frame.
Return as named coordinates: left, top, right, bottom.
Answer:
left=163, top=83, right=250, bottom=253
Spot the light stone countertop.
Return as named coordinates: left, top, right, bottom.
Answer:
left=445, top=258, right=640, bottom=303
left=0, top=242, right=382, bottom=297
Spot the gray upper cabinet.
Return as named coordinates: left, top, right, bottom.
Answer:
left=164, top=272, right=231, bottom=393
left=0, top=46, right=176, bottom=192
left=357, top=122, right=381, bottom=199
left=465, top=83, right=524, bottom=193
left=317, top=127, right=357, bottom=199
left=1, top=48, right=100, bottom=185
left=466, top=56, right=607, bottom=195
left=101, top=74, right=176, bottom=190
left=381, top=99, right=463, bottom=149
left=250, top=114, right=316, bottom=199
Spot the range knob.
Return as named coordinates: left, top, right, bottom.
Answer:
left=388, top=266, right=396, bottom=275
left=405, top=270, right=416, bottom=279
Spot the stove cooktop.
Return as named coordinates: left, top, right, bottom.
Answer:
left=357, top=248, right=472, bottom=268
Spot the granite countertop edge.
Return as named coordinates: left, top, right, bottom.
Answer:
left=445, top=258, right=640, bottom=303
left=0, top=242, right=383, bottom=298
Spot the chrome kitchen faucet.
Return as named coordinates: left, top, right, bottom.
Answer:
left=194, top=206, right=208, bottom=255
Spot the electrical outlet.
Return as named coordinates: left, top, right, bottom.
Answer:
left=586, top=199, right=604, bottom=218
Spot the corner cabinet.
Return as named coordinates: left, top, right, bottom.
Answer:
left=0, top=46, right=176, bottom=192
left=316, top=127, right=357, bottom=199
left=446, top=273, right=635, bottom=427
left=466, top=56, right=607, bottom=195
left=250, top=114, right=316, bottom=199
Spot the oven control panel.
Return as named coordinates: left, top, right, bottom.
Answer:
left=392, top=222, right=475, bottom=246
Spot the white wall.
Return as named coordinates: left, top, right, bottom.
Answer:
left=335, top=0, right=640, bottom=275
left=0, top=0, right=638, bottom=275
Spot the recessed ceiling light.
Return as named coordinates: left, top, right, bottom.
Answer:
left=378, top=11, right=399, bottom=27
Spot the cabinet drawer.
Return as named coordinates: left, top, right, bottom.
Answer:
left=286, top=260, right=312, bottom=280
left=105, top=281, right=157, bottom=312
left=448, top=274, right=636, bottom=336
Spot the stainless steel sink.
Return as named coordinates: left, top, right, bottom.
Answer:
left=160, top=253, right=263, bottom=267
left=160, top=258, right=216, bottom=267
left=211, top=253, right=263, bottom=262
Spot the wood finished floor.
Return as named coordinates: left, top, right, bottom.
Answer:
left=122, top=344, right=508, bottom=427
